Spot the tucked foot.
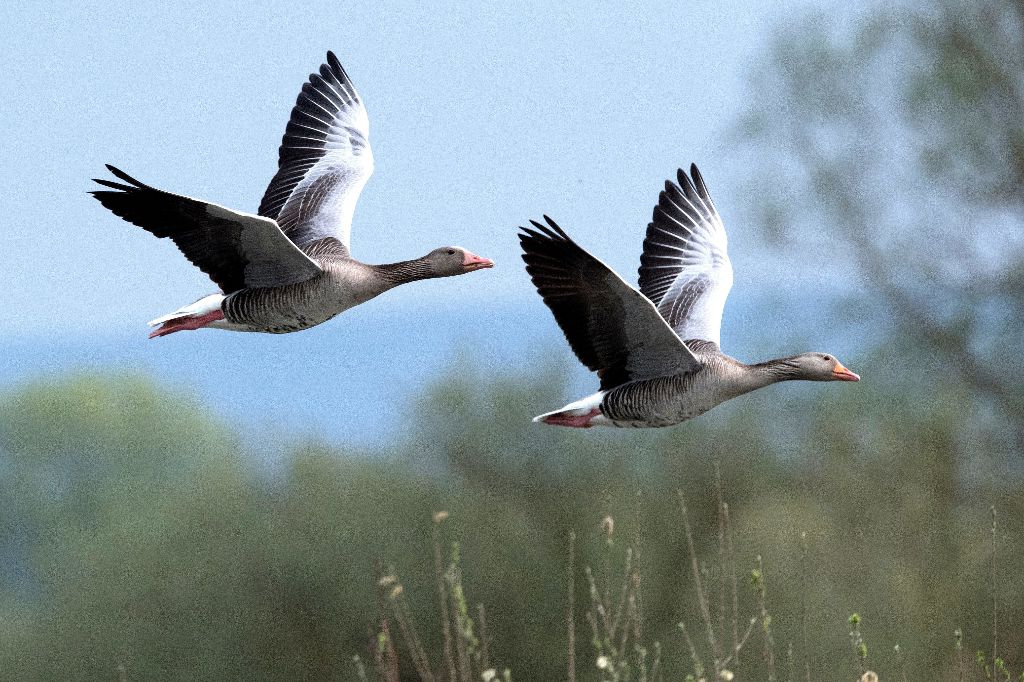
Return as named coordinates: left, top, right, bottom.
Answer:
left=535, top=408, right=601, bottom=428
left=149, top=309, right=225, bottom=338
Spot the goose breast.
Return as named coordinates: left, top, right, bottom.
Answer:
left=219, top=259, right=385, bottom=333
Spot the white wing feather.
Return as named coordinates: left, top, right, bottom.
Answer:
left=638, top=165, right=733, bottom=346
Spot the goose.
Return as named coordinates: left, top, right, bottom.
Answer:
left=91, top=51, right=493, bottom=338
left=519, top=164, right=859, bottom=428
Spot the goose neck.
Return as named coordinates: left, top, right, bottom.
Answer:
left=374, top=258, right=434, bottom=287
left=747, top=357, right=803, bottom=385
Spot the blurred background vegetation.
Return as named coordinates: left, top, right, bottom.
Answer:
left=4, top=1, right=1024, bottom=679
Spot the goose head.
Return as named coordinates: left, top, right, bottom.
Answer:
left=786, top=353, right=860, bottom=382
left=424, top=246, right=494, bottom=277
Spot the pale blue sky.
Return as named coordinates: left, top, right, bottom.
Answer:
left=0, top=0, right=869, bottom=336
left=0, top=1, right=889, bottom=443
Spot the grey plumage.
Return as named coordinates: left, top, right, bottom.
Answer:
left=521, top=164, right=859, bottom=429
left=599, top=348, right=776, bottom=427
left=92, top=52, right=491, bottom=338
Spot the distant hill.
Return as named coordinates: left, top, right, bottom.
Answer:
left=0, top=290, right=870, bottom=448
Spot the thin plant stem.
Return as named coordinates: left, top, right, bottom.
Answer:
left=478, top=604, right=491, bottom=672
left=649, top=641, right=662, bottom=682
left=385, top=580, right=435, bottom=682
left=399, top=595, right=436, bottom=682
left=631, top=576, right=643, bottom=645
left=755, top=555, right=776, bottom=682
left=721, top=617, right=757, bottom=668
left=631, top=487, right=646, bottom=646
left=894, top=644, right=909, bottom=682
left=585, top=567, right=612, bottom=635
left=848, top=614, right=865, bottom=678
left=432, top=518, right=457, bottom=682
left=678, top=490, right=722, bottom=674
left=990, top=505, right=998, bottom=665
left=678, top=620, right=706, bottom=679
left=603, top=513, right=613, bottom=620
left=378, top=616, right=400, bottom=682
left=586, top=610, right=602, bottom=659
left=618, top=591, right=633, bottom=657
left=609, top=548, right=634, bottom=642
left=568, top=530, right=577, bottom=682
left=725, top=501, right=740, bottom=675
left=636, top=643, right=648, bottom=682
left=371, top=620, right=387, bottom=682
left=800, top=531, right=811, bottom=682
left=955, top=628, right=965, bottom=682
left=353, top=655, right=369, bottom=682
left=715, top=461, right=727, bottom=648
left=446, top=552, right=472, bottom=682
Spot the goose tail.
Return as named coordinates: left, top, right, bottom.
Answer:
left=148, top=294, right=226, bottom=338
left=532, top=391, right=606, bottom=428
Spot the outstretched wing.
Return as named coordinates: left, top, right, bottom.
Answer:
left=637, top=164, right=733, bottom=346
left=258, top=51, right=373, bottom=258
left=91, top=165, right=322, bottom=294
left=520, top=216, right=699, bottom=391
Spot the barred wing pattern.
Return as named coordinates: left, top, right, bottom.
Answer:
left=258, top=51, right=373, bottom=257
left=637, top=164, right=733, bottom=346
left=520, top=216, right=699, bottom=391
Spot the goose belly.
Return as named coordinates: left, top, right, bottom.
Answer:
left=221, top=279, right=358, bottom=333
left=600, top=375, right=728, bottom=428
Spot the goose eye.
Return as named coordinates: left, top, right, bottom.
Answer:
left=447, top=249, right=455, bottom=255
left=823, top=355, right=832, bottom=362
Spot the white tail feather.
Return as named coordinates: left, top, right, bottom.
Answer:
left=148, top=294, right=225, bottom=327
left=532, top=391, right=605, bottom=422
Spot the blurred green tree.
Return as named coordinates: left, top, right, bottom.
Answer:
left=0, top=368, right=1019, bottom=680
left=736, top=0, right=1024, bottom=463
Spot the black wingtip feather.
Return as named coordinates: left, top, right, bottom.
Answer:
left=676, top=167, right=696, bottom=194
left=103, top=164, right=149, bottom=189
left=93, top=178, right=138, bottom=191
left=325, top=51, right=350, bottom=83
left=533, top=221, right=556, bottom=239
left=519, top=216, right=573, bottom=244
left=689, top=164, right=712, bottom=203
left=542, top=214, right=570, bottom=240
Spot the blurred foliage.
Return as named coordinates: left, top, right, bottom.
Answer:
left=0, top=365, right=1020, bottom=680
left=735, top=0, right=1024, bottom=467
left=3, top=0, right=1024, bottom=679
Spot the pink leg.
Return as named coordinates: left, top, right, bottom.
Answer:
left=149, top=309, right=225, bottom=338
left=541, top=408, right=601, bottom=428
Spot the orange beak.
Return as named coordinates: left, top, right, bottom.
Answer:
left=831, top=361, right=860, bottom=382
left=462, top=251, right=494, bottom=270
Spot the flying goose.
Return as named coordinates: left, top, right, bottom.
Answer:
left=520, top=164, right=859, bottom=428
left=91, top=51, right=493, bottom=338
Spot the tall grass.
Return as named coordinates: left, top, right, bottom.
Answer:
left=356, top=512, right=510, bottom=682
left=353, top=487, right=1018, bottom=681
